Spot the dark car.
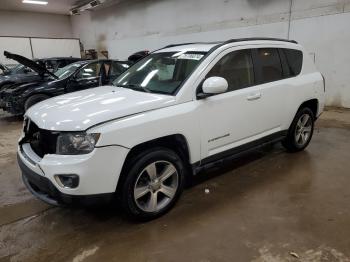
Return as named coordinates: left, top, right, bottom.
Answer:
left=0, top=63, right=9, bottom=75
left=0, top=53, right=130, bottom=115
left=0, top=53, right=83, bottom=90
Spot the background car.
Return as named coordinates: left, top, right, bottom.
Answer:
left=0, top=63, right=9, bottom=75
left=0, top=56, right=130, bottom=115
left=0, top=52, right=82, bottom=91
left=128, top=50, right=150, bottom=63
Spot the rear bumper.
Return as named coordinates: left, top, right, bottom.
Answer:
left=18, top=153, right=114, bottom=206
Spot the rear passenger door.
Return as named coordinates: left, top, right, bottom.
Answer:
left=251, top=48, right=287, bottom=134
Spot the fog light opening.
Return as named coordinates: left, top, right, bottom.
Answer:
left=54, top=174, right=79, bottom=189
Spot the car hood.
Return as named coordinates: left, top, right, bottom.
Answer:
left=0, top=74, right=24, bottom=83
left=4, top=51, right=58, bottom=79
left=27, top=86, right=177, bottom=131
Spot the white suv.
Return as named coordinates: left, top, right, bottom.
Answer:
left=18, top=38, right=325, bottom=220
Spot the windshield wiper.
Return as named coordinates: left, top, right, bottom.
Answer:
left=117, top=84, right=151, bottom=93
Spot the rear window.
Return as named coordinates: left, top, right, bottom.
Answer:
left=256, top=48, right=283, bottom=84
left=282, top=49, right=303, bottom=77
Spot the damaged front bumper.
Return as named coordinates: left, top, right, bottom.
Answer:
left=0, top=96, right=24, bottom=115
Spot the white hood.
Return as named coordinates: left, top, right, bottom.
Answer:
left=26, top=86, right=176, bottom=131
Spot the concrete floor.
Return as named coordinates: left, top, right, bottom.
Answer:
left=0, top=109, right=350, bottom=262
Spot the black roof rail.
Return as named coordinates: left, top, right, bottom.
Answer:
left=152, top=37, right=298, bottom=54
left=163, top=41, right=222, bottom=49
left=222, top=37, right=298, bottom=44
left=160, top=38, right=297, bottom=50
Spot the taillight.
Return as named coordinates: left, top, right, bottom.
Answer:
left=321, top=74, right=326, bottom=92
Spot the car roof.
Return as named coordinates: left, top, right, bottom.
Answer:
left=155, top=38, right=299, bottom=53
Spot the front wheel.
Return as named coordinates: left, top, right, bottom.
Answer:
left=282, top=107, right=315, bottom=152
left=120, top=147, right=185, bottom=221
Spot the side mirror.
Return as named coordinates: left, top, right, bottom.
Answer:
left=197, top=77, right=228, bottom=99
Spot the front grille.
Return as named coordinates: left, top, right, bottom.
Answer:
left=21, top=118, right=59, bottom=157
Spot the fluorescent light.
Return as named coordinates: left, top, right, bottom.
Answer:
left=22, top=0, right=48, bottom=5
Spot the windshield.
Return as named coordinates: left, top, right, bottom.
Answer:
left=10, top=64, right=27, bottom=74
left=54, top=63, right=82, bottom=80
left=112, top=51, right=206, bottom=95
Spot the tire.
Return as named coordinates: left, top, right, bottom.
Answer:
left=24, top=94, right=50, bottom=111
left=282, top=107, right=315, bottom=152
left=120, top=147, right=185, bottom=221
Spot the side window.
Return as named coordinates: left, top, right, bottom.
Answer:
left=282, top=49, right=303, bottom=77
left=110, top=62, right=130, bottom=76
left=256, top=48, right=283, bottom=84
left=207, top=49, right=254, bottom=92
left=76, top=62, right=101, bottom=80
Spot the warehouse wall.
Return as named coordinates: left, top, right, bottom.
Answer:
left=71, top=0, right=350, bottom=107
left=0, top=10, right=73, bottom=38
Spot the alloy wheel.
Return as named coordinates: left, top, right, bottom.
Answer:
left=294, top=113, right=313, bottom=147
left=133, top=161, right=179, bottom=213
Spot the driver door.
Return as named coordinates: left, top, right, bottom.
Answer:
left=66, top=61, right=103, bottom=92
left=198, top=48, right=264, bottom=161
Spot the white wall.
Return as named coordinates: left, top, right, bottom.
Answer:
left=71, top=0, right=350, bottom=107
left=290, top=12, right=350, bottom=108
left=0, top=10, right=73, bottom=38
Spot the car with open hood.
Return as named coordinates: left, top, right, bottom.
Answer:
left=17, top=38, right=325, bottom=220
left=0, top=52, right=82, bottom=90
left=0, top=55, right=131, bottom=115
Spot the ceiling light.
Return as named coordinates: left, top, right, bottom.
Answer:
left=22, top=0, right=48, bottom=5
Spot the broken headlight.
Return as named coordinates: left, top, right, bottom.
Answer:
left=56, top=132, right=100, bottom=155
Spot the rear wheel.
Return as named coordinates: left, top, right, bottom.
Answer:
left=24, top=94, right=50, bottom=111
left=120, top=147, right=185, bottom=221
left=282, top=107, right=315, bottom=152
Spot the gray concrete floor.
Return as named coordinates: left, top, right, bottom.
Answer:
left=0, top=108, right=350, bottom=262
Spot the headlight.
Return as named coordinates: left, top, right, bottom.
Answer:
left=56, top=132, right=100, bottom=155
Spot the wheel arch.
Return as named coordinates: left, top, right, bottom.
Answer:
left=23, top=92, right=52, bottom=111
left=24, top=92, right=52, bottom=103
left=116, top=134, right=191, bottom=192
left=0, top=81, right=15, bottom=89
left=297, top=99, right=319, bottom=119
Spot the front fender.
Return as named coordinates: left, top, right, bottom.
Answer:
left=88, top=102, right=201, bottom=164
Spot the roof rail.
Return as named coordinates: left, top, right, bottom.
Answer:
left=163, top=41, right=222, bottom=49
left=161, top=38, right=297, bottom=50
left=153, top=37, right=298, bottom=54
left=222, top=37, right=298, bottom=44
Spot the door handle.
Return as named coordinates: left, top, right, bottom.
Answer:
left=246, top=93, right=261, bottom=101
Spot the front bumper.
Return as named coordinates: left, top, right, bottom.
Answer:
left=17, top=143, right=129, bottom=205
left=0, top=98, right=24, bottom=115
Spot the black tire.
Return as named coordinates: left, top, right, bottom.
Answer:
left=282, top=107, right=315, bottom=152
left=24, top=94, right=50, bottom=111
left=120, top=147, right=185, bottom=221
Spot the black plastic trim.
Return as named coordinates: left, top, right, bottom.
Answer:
left=192, top=130, right=287, bottom=174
